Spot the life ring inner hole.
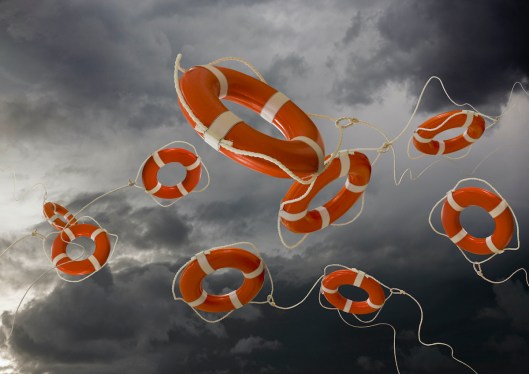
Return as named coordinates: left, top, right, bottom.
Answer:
left=308, top=177, right=351, bottom=211
left=202, top=267, right=245, bottom=294
left=338, top=285, right=369, bottom=302
left=65, top=237, right=95, bottom=260
left=224, top=101, right=286, bottom=138
left=157, top=163, right=187, bottom=186
left=460, top=206, right=496, bottom=238
left=429, top=127, right=466, bottom=142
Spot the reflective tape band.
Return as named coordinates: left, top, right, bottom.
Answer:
left=90, top=228, right=105, bottom=241
left=343, top=299, right=353, bottom=313
left=321, top=284, right=338, bottom=294
left=204, top=111, right=242, bottom=150
left=446, top=190, right=464, bottom=212
left=48, top=214, right=60, bottom=224
left=339, top=151, right=350, bottom=178
left=200, top=65, right=228, bottom=99
left=64, top=213, right=75, bottom=222
left=462, top=130, right=478, bottom=143
left=489, top=200, right=508, bottom=218
left=188, top=290, right=208, bottom=308
left=450, top=228, right=467, bottom=244
left=243, top=261, right=264, bottom=279
left=63, top=228, right=76, bottom=242
left=176, top=182, right=189, bottom=196
left=228, top=291, right=243, bottom=309
left=353, top=271, right=365, bottom=287
left=366, top=298, right=383, bottom=309
left=413, top=132, right=430, bottom=143
left=88, top=255, right=102, bottom=271
left=147, top=182, right=162, bottom=195
left=52, top=253, right=68, bottom=266
left=345, top=179, right=367, bottom=193
left=462, top=110, right=474, bottom=129
left=152, top=151, right=165, bottom=168
left=260, top=92, right=290, bottom=123
left=485, top=236, right=502, bottom=254
left=196, top=252, right=215, bottom=275
left=279, top=209, right=307, bottom=222
left=315, top=206, right=330, bottom=229
left=292, top=136, right=325, bottom=173
left=186, top=157, right=201, bottom=171
left=436, top=141, right=446, bottom=155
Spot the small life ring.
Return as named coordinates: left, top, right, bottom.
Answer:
left=142, top=148, right=202, bottom=199
left=178, top=64, right=325, bottom=178
left=279, top=151, right=371, bottom=233
left=441, top=187, right=514, bottom=255
left=413, top=110, right=485, bottom=155
left=51, top=224, right=111, bottom=276
left=179, top=248, right=265, bottom=313
left=321, top=269, right=385, bottom=315
left=43, top=202, right=77, bottom=230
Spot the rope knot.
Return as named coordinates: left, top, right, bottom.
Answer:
left=390, top=288, right=406, bottom=295
left=266, top=294, right=276, bottom=307
left=336, top=117, right=359, bottom=129
left=377, top=141, right=393, bottom=154
left=31, top=229, right=38, bottom=237
left=128, top=179, right=136, bottom=187
left=473, top=263, right=483, bottom=276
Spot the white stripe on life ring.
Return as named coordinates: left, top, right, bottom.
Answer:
left=63, top=228, right=76, bottom=242
left=88, top=255, right=102, bottom=271
left=436, top=140, right=446, bottom=155
left=446, top=190, right=464, bottom=212
left=260, top=92, right=290, bottom=124
left=413, top=132, right=430, bottom=143
left=196, top=252, right=215, bottom=275
left=186, top=157, right=201, bottom=171
left=339, top=151, right=350, bottom=178
left=353, top=271, right=365, bottom=287
left=321, top=284, right=338, bottom=294
left=152, top=151, right=165, bottom=168
left=315, top=206, right=330, bottom=229
left=200, top=65, right=228, bottom=99
left=204, top=111, right=243, bottom=150
left=343, top=299, right=353, bottom=313
left=462, top=110, right=474, bottom=129
left=243, top=261, right=264, bottom=279
left=90, top=228, right=106, bottom=241
left=485, top=236, right=502, bottom=254
left=228, top=291, right=243, bottom=309
left=64, top=213, right=75, bottom=223
left=462, top=130, right=478, bottom=143
left=176, top=182, right=188, bottom=196
left=345, top=179, right=367, bottom=193
left=366, top=298, right=383, bottom=309
left=52, top=253, right=68, bottom=266
left=188, top=289, right=208, bottom=308
left=450, top=228, right=467, bottom=244
left=292, top=136, right=325, bottom=173
left=47, top=214, right=60, bottom=224
left=489, top=200, right=508, bottom=219
left=147, top=182, right=162, bottom=195
left=279, top=209, right=307, bottom=222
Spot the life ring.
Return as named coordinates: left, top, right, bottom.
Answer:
left=441, top=187, right=514, bottom=255
left=413, top=110, right=485, bottom=155
left=179, top=248, right=265, bottom=313
left=43, top=202, right=77, bottom=230
left=279, top=151, right=371, bottom=233
left=178, top=64, right=325, bottom=178
left=51, top=223, right=111, bottom=276
left=142, top=148, right=202, bottom=199
left=321, top=269, right=385, bottom=315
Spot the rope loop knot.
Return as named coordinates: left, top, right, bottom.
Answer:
left=335, top=117, right=359, bottom=129
left=266, top=294, right=276, bottom=307
left=390, top=288, right=406, bottom=295
left=378, top=141, right=393, bottom=154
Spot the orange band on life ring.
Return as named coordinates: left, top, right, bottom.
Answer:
left=178, top=65, right=325, bottom=178
left=413, top=110, right=485, bottom=155
left=441, top=187, right=514, bottom=255
left=280, top=151, right=371, bottom=233
left=179, top=248, right=265, bottom=313
left=141, top=148, right=202, bottom=199
left=321, top=269, right=385, bottom=315
left=51, top=223, right=111, bottom=276
left=43, top=202, right=78, bottom=230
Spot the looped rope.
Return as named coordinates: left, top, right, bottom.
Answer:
left=377, top=141, right=393, bottom=154
left=335, top=117, right=359, bottom=129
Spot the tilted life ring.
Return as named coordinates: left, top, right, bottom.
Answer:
left=413, top=110, right=485, bottom=155
left=179, top=248, right=265, bottom=313
left=142, top=148, right=202, bottom=199
left=51, top=223, right=111, bottom=276
left=279, top=151, right=371, bottom=233
left=43, top=202, right=77, bottom=230
left=178, top=64, right=325, bottom=178
left=441, top=187, right=514, bottom=255
left=321, top=269, right=385, bottom=315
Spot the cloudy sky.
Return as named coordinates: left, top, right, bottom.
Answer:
left=1, top=0, right=529, bottom=373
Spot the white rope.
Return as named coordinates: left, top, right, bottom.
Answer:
left=1, top=167, right=48, bottom=204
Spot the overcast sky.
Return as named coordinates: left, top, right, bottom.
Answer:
left=1, top=0, right=529, bottom=373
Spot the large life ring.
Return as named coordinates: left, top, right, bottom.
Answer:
left=179, top=248, right=265, bottom=313
left=321, top=269, right=385, bottom=315
left=142, top=148, right=202, bottom=199
left=279, top=151, right=371, bottom=233
left=441, top=187, right=514, bottom=255
left=43, top=202, right=77, bottom=230
left=51, top=224, right=111, bottom=276
left=178, top=64, right=325, bottom=178
left=413, top=110, right=485, bottom=155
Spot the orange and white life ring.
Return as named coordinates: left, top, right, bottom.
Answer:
left=441, top=187, right=514, bottom=255
left=142, top=148, right=202, bottom=199
left=413, top=110, right=485, bottom=155
left=321, top=269, right=385, bottom=315
left=43, top=202, right=77, bottom=230
left=51, top=223, right=111, bottom=276
left=178, top=64, right=325, bottom=178
left=279, top=151, right=371, bottom=233
left=179, top=247, right=265, bottom=313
